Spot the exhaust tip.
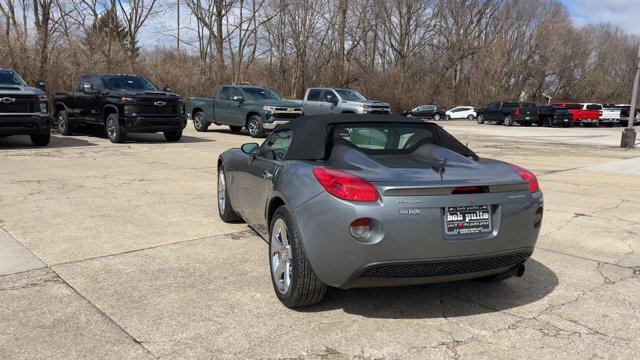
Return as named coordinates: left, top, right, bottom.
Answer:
left=516, top=264, right=525, bottom=277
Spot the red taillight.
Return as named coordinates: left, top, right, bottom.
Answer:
left=508, top=164, right=540, bottom=193
left=312, top=166, right=378, bottom=202
left=514, top=108, right=520, bottom=116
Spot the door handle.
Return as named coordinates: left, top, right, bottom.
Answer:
left=262, top=171, right=273, bottom=180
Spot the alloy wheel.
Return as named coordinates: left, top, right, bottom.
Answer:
left=194, top=113, right=203, bottom=130
left=217, top=170, right=226, bottom=213
left=248, top=119, right=259, bottom=136
left=58, top=113, right=66, bottom=132
left=106, top=117, right=117, bottom=140
left=434, top=114, right=441, bottom=121
left=271, top=218, right=292, bottom=294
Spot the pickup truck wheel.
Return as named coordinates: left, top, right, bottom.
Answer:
left=193, top=111, right=209, bottom=132
left=30, top=133, right=50, bottom=146
left=57, top=110, right=73, bottom=135
left=247, top=115, right=265, bottom=138
left=270, top=206, right=326, bottom=308
left=164, top=130, right=182, bottom=142
left=217, top=165, right=243, bottom=223
left=503, top=116, right=514, bottom=126
left=105, top=113, right=125, bottom=143
left=229, top=125, right=242, bottom=132
left=476, top=115, right=485, bottom=124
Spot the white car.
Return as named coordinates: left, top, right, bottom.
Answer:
left=445, top=106, right=476, bottom=120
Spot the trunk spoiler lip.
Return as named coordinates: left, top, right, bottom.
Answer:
left=379, top=182, right=529, bottom=196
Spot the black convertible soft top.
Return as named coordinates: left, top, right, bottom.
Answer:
left=274, top=114, right=478, bottom=161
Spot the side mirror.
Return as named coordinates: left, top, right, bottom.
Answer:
left=233, top=95, right=244, bottom=103
left=163, top=86, right=172, bottom=92
left=241, top=142, right=259, bottom=155
left=83, top=83, right=95, bottom=93
left=35, top=80, right=46, bottom=91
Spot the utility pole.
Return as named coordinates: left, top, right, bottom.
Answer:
left=176, top=0, right=180, bottom=52
left=621, top=43, right=640, bottom=148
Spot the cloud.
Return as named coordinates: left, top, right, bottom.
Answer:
left=562, top=0, right=640, bottom=35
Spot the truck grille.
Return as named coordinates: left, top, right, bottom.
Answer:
left=359, top=252, right=531, bottom=278
left=0, top=95, right=38, bottom=113
left=136, top=105, right=178, bottom=115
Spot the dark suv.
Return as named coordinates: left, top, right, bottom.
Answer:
left=0, top=69, right=50, bottom=146
left=53, top=74, right=186, bottom=143
left=403, top=104, right=446, bottom=120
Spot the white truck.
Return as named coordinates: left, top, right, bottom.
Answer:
left=600, top=104, right=625, bottom=126
left=301, top=88, right=390, bottom=115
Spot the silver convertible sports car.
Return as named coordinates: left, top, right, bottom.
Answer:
left=217, top=114, right=543, bottom=307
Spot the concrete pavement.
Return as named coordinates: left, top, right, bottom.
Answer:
left=1, top=121, right=639, bottom=359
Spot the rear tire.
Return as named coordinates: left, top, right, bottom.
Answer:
left=269, top=206, right=326, bottom=308
left=247, top=115, right=265, bottom=138
left=30, top=133, right=50, bottom=146
left=193, top=111, right=209, bottom=132
left=217, top=165, right=243, bottom=223
left=229, top=125, right=242, bottom=132
left=433, top=114, right=441, bottom=121
left=467, top=115, right=475, bottom=121
left=105, top=113, right=125, bottom=143
left=57, top=110, right=74, bottom=135
left=503, top=116, right=514, bottom=126
left=164, top=130, right=182, bottom=142
left=445, top=115, right=451, bottom=121
left=476, top=115, right=485, bottom=124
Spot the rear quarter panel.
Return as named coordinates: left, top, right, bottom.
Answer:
left=188, top=97, right=214, bottom=120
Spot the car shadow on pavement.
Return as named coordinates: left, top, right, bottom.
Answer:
left=0, top=135, right=97, bottom=149
left=63, top=128, right=214, bottom=144
left=302, top=259, right=557, bottom=319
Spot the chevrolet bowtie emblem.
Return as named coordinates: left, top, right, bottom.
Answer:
left=0, top=97, right=16, bottom=104
left=154, top=101, right=166, bottom=106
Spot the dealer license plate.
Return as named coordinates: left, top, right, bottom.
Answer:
left=445, top=205, right=492, bottom=235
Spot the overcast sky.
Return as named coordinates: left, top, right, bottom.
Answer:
left=563, top=0, right=640, bottom=35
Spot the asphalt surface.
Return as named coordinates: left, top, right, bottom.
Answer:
left=1, top=121, right=639, bottom=359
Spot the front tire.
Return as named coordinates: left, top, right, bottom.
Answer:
left=105, top=113, right=125, bottom=143
left=433, top=114, right=441, bottom=121
left=57, top=110, right=74, bottom=135
left=467, top=114, right=475, bottom=121
left=30, top=133, right=50, bottom=146
left=217, top=165, right=243, bottom=223
left=476, top=114, right=485, bottom=124
left=247, top=115, right=265, bottom=138
left=445, top=115, right=451, bottom=121
left=193, top=111, right=209, bottom=132
left=270, top=206, right=326, bottom=308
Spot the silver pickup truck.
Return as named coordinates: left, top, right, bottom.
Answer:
left=301, top=88, right=390, bottom=115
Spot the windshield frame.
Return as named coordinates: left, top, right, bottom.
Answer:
left=335, top=89, right=366, bottom=102
left=101, top=75, right=159, bottom=91
left=0, top=70, right=27, bottom=86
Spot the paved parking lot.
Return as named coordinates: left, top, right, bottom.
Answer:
left=1, top=121, right=640, bottom=359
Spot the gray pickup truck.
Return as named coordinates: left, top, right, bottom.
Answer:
left=301, top=88, right=390, bottom=115
left=0, top=69, right=50, bottom=146
left=187, top=85, right=303, bottom=137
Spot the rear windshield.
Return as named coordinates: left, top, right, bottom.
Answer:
left=566, top=104, right=582, bottom=109
left=0, top=70, right=26, bottom=86
left=330, top=123, right=477, bottom=159
left=586, top=104, right=602, bottom=110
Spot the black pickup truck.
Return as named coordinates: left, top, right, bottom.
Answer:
left=476, top=102, right=538, bottom=126
left=0, top=69, right=50, bottom=146
left=52, top=74, right=186, bottom=143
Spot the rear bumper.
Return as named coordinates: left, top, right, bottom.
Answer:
left=0, top=114, right=50, bottom=136
left=294, top=191, right=543, bottom=288
left=122, top=115, right=186, bottom=133
left=577, top=118, right=599, bottom=124
left=599, top=118, right=620, bottom=124
left=262, top=120, right=290, bottom=130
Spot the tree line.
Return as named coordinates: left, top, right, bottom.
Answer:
left=1, top=0, right=639, bottom=111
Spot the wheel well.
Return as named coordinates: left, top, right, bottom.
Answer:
left=192, top=107, right=202, bottom=118
left=102, top=106, right=119, bottom=124
left=54, top=103, right=66, bottom=116
left=267, top=196, right=285, bottom=226
left=245, top=112, right=260, bottom=126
